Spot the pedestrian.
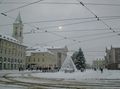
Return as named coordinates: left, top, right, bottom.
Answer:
left=100, top=67, right=103, bottom=73
left=94, top=67, right=96, bottom=71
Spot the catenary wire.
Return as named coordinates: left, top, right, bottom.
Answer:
left=1, top=1, right=120, bottom=7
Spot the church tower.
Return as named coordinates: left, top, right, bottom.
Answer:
left=12, top=12, right=23, bottom=44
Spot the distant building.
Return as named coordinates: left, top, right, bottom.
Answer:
left=92, top=58, right=105, bottom=69
left=105, top=46, right=120, bottom=70
left=26, top=46, right=68, bottom=70
left=0, top=13, right=26, bottom=70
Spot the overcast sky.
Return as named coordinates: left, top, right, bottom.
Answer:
left=0, top=0, right=120, bottom=64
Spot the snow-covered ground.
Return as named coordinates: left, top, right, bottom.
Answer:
left=31, top=69, right=120, bottom=81
left=1, top=69, right=120, bottom=89
left=2, top=69, right=120, bottom=81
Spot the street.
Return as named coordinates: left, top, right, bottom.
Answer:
left=0, top=70, right=120, bottom=89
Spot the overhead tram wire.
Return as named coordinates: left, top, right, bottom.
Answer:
left=69, top=31, right=120, bottom=39
left=84, top=3, right=120, bottom=6
left=23, top=17, right=120, bottom=34
left=0, top=12, right=77, bottom=44
left=1, top=15, right=120, bottom=27
left=33, top=38, right=65, bottom=46
left=76, top=0, right=117, bottom=33
left=66, top=33, right=119, bottom=47
left=39, top=2, right=120, bottom=7
left=1, top=14, right=120, bottom=44
left=0, top=1, right=27, bottom=4
left=0, top=1, right=119, bottom=48
left=34, top=30, right=119, bottom=47
left=80, top=33, right=119, bottom=43
left=23, top=28, right=120, bottom=34
left=29, top=32, right=119, bottom=49
left=1, top=16, right=120, bottom=34
left=0, top=13, right=40, bottom=30
left=1, top=1, right=120, bottom=7
left=1, top=0, right=43, bottom=13
left=23, top=16, right=120, bottom=25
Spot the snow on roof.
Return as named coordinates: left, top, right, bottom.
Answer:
left=26, top=45, right=68, bottom=56
left=26, top=46, right=54, bottom=56
left=27, top=45, right=67, bottom=51
left=0, top=33, right=17, bottom=42
left=29, top=45, right=65, bottom=49
left=0, top=33, right=25, bottom=46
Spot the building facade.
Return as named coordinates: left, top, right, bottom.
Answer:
left=0, top=13, right=26, bottom=70
left=105, top=46, right=120, bottom=69
left=0, top=34, right=26, bottom=70
left=92, top=58, right=105, bottom=69
left=26, top=46, right=68, bottom=70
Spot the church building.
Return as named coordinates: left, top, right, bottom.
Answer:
left=0, top=13, right=26, bottom=70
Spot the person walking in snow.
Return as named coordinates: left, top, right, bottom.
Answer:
left=100, top=67, right=103, bottom=73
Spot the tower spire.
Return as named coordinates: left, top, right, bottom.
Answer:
left=12, top=12, right=23, bottom=44
left=15, top=12, right=22, bottom=23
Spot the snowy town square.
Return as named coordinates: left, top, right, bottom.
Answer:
left=1, top=0, right=120, bottom=89
left=0, top=69, right=120, bottom=89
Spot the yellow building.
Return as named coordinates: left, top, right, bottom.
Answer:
left=0, top=34, right=26, bottom=70
left=26, top=46, right=68, bottom=70
left=0, top=13, right=26, bottom=70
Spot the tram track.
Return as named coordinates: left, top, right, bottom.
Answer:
left=1, top=72, right=120, bottom=89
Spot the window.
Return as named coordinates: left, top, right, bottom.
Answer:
left=42, top=58, right=44, bottom=62
left=8, top=49, right=10, bottom=54
left=15, top=30, right=17, bottom=35
left=57, top=53, right=61, bottom=58
left=15, top=59, right=16, bottom=63
left=28, top=58, right=30, bottom=62
left=0, top=57, right=2, bottom=62
left=38, top=58, right=40, bottom=62
left=8, top=58, right=10, bottom=62
left=4, top=58, right=7, bottom=62
left=4, top=63, right=6, bottom=69
left=0, top=49, right=2, bottom=53
left=34, top=58, right=35, bottom=62
left=4, top=49, right=6, bottom=54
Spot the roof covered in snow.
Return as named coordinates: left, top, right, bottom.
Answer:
left=26, top=46, right=54, bottom=56
left=26, top=46, right=68, bottom=56
left=0, top=33, right=25, bottom=46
